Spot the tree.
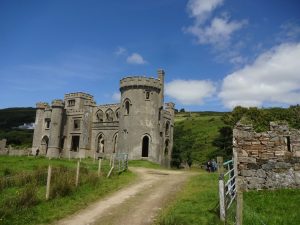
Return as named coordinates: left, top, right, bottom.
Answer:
left=179, top=108, right=185, bottom=113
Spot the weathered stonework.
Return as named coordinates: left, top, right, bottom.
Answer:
left=233, top=121, right=300, bottom=190
left=0, top=139, right=6, bottom=151
left=32, top=69, right=174, bottom=166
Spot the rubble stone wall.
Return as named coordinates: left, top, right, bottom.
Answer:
left=233, top=122, right=300, bottom=190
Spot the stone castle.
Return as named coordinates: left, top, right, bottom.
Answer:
left=32, top=69, right=174, bottom=166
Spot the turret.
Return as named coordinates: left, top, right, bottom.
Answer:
left=32, top=102, right=49, bottom=155
left=47, top=99, right=64, bottom=158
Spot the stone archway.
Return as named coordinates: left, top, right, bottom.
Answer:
left=41, top=136, right=49, bottom=155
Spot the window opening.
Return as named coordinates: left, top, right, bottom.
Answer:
left=71, top=136, right=80, bottom=151
left=68, top=99, right=75, bottom=106
left=74, top=119, right=80, bottom=130
left=125, top=101, right=130, bottom=115
left=285, top=136, right=291, bottom=152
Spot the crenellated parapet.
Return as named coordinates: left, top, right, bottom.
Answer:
left=120, top=76, right=161, bottom=91
left=65, top=92, right=94, bottom=100
left=36, top=102, right=49, bottom=109
left=51, top=99, right=64, bottom=108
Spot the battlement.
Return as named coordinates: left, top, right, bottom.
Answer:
left=120, top=76, right=161, bottom=90
left=51, top=99, right=64, bottom=108
left=64, top=92, right=94, bottom=100
left=36, top=102, right=49, bottom=109
left=97, top=103, right=120, bottom=108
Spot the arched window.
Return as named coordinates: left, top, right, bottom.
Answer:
left=105, top=109, right=114, bottom=122
left=115, top=108, right=120, bottom=120
left=124, top=100, right=130, bottom=115
left=97, top=134, right=105, bottom=153
left=96, top=110, right=104, bottom=122
left=142, top=136, right=149, bottom=157
left=165, top=121, right=170, bottom=136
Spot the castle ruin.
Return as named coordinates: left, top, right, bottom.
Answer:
left=32, top=69, right=174, bottom=166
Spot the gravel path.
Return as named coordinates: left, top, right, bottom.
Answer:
left=54, top=167, right=191, bottom=225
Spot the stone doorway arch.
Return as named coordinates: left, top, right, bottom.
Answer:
left=41, top=136, right=49, bottom=155
left=142, top=136, right=149, bottom=157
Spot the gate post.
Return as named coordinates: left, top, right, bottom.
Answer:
left=219, top=173, right=225, bottom=221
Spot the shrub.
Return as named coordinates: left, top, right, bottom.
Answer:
left=50, top=167, right=75, bottom=198
left=16, top=183, right=39, bottom=208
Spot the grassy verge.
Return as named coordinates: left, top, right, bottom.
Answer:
left=0, top=156, right=137, bottom=225
left=156, top=170, right=300, bottom=225
left=156, top=171, right=222, bottom=225
left=128, top=160, right=163, bottom=169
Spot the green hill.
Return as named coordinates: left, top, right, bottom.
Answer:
left=173, top=112, right=226, bottom=167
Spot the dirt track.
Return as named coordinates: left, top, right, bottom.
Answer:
left=54, top=167, right=191, bottom=225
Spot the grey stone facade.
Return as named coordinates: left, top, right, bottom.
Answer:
left=32, top=69, right=174, bottom=166
left=233, top=121, right=300, bottom=190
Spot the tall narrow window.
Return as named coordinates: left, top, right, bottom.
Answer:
left=125, top=100, right=130, bottom=115
left=142, top=136, right=149, bottom=157
left=45, top=119, right=51, bottom=129
left=285, top=136, right=291, bottom=152
left=145, top=91, right=150, bottom=100
left=165, top=121, right=170, bottom=136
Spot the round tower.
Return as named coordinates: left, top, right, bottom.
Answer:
left=47, top=99, right=64, bottom=158
left=32, top=102, right=48, bottom=155
left=118, top=75, right=163, bottom=162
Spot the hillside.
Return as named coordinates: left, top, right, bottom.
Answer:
left=173, top=112, right=226, bottom=166
left=0, top=107, right=36, bottom=147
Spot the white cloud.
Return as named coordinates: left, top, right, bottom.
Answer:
left=126, top=53, right=147, bottom=65
left=186, top=17, right=247, bottom=48
left=112, top=92, right=121, bottom=102
left=115, top=47, right=127, bottom=56
left=219, top=42, right=300, bottom=109
left=165, top=79, right=216, bottom=105
left=187, top=0, right=224, bottom=24
left=185, top=0, right=247, bottom=62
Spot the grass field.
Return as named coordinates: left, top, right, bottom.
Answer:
left=0, top=156, right=136, bottom=225
left=156, top=170, right=300, bottom=225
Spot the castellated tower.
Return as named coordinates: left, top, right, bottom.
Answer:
left=118, top=69, right=172, bottom=164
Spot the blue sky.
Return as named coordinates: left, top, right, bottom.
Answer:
left=1, top=0, right=300, bottom=111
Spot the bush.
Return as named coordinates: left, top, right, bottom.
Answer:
left=50, top=167, right=75, bottom=198
left=16, top=183, right=39, bottom=208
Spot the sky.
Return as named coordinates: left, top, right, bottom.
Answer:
left=0, top=0, right=300, bottom=111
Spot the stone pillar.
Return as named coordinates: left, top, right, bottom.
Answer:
left=47, top=100, right=64, bottom=158
left=32, top=102, right=48, bottom=155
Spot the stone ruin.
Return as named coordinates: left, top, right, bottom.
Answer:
left=233, top=121, right=300, bottom=190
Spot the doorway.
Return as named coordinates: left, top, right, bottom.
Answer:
left=142, top=136, right=149, bottom=157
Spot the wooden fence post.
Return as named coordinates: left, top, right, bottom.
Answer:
left=236, top=189, right=243, bottom=225
left=217, top=156, right=224, bottom=174
left=46, top=165, right=52, bottom=200
left=75, top=160, right=80, bottom=187
left=219, top=174, right=226, bottom=221
left=98, top=158, right=102, bottom=177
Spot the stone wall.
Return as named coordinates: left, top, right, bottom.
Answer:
left=233, top=121, right=300, bottom=190
left=0, top=139, right=7, bottom=151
